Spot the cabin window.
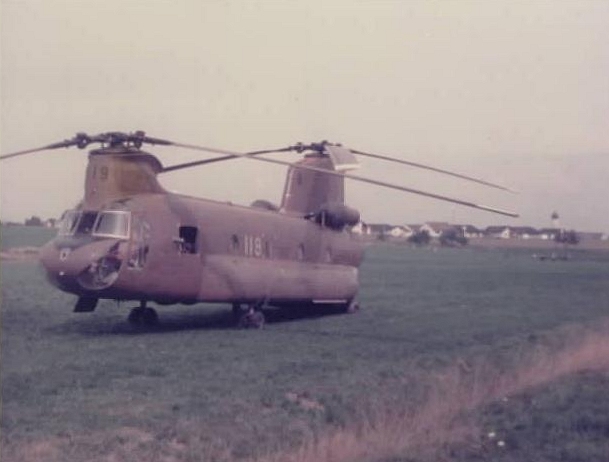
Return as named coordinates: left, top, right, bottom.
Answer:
left=93, top=211, right=130, bottom=238
left=178, top=226, right=198, bottom=254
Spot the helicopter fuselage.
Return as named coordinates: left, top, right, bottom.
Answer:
left=39, top=193, right=365, bottom=309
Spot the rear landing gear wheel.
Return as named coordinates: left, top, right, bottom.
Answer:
left=344, top=300, right=359, bottom=314
left=236, top=305, right=265, bottom=329
left=128, top=308, right=142, bottom=325
left=232, top=303, right=244, bottom=318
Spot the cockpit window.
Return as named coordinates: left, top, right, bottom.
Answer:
left=58, top=210, right=80, bottom=236
left=76, top=212, right=99, bottom=235
left=57, top=209, right=130, bottom=238
left=93, top=211, right=130, bottom=238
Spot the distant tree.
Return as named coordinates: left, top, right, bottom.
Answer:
left=439, top=227, right=468, bottom=247
left=408, top=229, right=431, bottom=246
left=24, top=215, right=43, bottom=227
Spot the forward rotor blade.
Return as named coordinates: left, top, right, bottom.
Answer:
left=350, top=148, right=515, bottom=193
left=161, top=147, right=293, bottom=173
left=0, top=132, right=173, bottom=161
left=0, top=139, right=75, bottom=160
left=164, top=141, right=519, bottom=218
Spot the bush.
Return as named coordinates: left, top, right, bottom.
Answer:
left=408, top=230, right=431, bottom=246
left=439, top=228, right=468, bottom=247
left=24, top=216, right=43, bottom=227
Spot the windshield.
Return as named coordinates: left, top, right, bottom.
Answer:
left=58, top=210, right=80, bottom=236
left=57, top=209, right=131, bottom=238
left=93, top=211, right=130, bottom=238
left=75, top=212, right=98, bottom=234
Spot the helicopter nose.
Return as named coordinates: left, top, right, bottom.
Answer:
left=40, top=239, right=124, bottom=292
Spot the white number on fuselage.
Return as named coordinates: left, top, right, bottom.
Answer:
left=244, top=235, right=264, bottom=258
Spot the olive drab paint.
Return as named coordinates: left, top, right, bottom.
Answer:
left=281, top=155, right=345, bottom=214
left=84, top=148, right=165, bottom=209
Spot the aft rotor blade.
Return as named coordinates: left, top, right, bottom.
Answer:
left=340, top=171, right=519, bottom=217
left=165, top=140, right=515, bottom=193
left=350, top=148, right=515, bottom=193
left=165, top=141, right=519, bottom=218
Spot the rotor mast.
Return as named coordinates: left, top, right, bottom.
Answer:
left=0, top=132, right=169, bottom=209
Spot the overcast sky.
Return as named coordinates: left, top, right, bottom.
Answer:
left=1, top=0, right=608, bottom=231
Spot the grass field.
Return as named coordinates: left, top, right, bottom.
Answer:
left=0, top=225, right=57, bottom=252
left=2, top=227, right=609, bottom=461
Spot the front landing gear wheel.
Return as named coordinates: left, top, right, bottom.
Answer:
left=141, top=307, right=159, bottom=325
left=128, top=303, right=158, bottom=327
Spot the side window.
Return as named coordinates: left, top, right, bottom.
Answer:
left=325, top=247, right=333, bottom=263
left=178, top=226, right=198, bottom=254
left=297, top=243, right=305, bottom=261
left=58, top=210, right=80, bottom=236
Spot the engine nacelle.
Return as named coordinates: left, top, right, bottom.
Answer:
left=313, top=203, right=360, bottom=230
left=251, top=199, right=280, bottom=211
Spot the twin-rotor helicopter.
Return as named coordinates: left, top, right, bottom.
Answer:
left=1, top=131, right=517, bottom=328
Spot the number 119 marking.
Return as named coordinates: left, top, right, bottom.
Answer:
left=244, top=235, right=264, bottom=258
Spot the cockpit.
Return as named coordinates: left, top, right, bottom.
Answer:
left=59, top=210, right=130, bottom=239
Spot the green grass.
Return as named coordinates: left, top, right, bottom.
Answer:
left=2, top=243, right=609, bottom=461
left=0, top=225, right=57, bottom=251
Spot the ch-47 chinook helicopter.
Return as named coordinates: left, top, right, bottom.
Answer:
left=1, top=131, right=517, bottom=328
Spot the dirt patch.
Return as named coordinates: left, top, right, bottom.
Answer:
left=285, top=392, right=325, bottom=412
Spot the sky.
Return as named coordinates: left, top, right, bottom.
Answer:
left=1, top=0, right=608, bottom=231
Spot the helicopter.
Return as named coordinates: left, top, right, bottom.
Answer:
left=0, top=131, right=517, bottom=328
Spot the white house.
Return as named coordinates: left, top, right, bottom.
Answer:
left=485, top=226, right=511, bottom=239
left=458, top=224, right=483, bottom=238
left=387, top=225, right=413, bottom=239
left=420, top=222, right=453, bottom=238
